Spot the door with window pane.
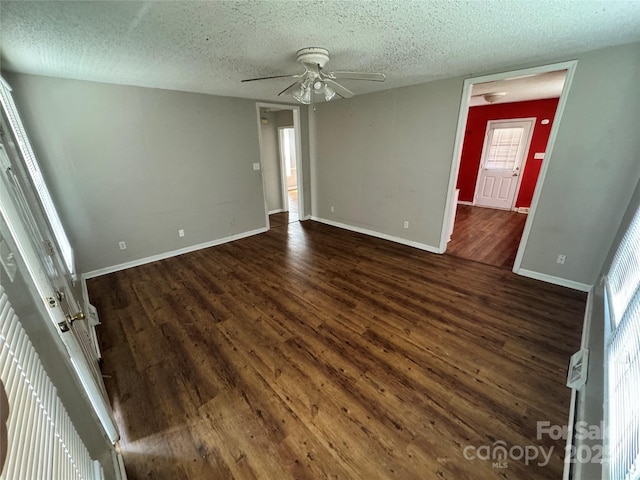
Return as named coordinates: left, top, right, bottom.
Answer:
left=475, top=119, right=534, bottom=210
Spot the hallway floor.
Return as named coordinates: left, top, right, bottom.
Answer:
left=447, top=204, right=528, bottom=269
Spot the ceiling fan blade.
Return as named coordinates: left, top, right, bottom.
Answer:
left=329, top=71, right=386, bottom=82
left=325, top=79, right=354, bottom=99
left=241, top=73, right=299, bottom=83
left=278, top=81, right=301, bottom=96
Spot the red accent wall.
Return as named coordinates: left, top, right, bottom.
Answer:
left=456, top=98, right=559, bottom=208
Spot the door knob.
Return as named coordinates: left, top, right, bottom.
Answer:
left=66, top=311, right=85, bottom=323
left=512, top=173, right=519, bottom=177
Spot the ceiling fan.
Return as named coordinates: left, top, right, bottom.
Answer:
left=241, top=47, right=386, bottom=105
left=471, top=92, right=507, bottom=103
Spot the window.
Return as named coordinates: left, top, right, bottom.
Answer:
left=605, top=204, right=640, bottom=480
left=485, top=126, right=525, bottom=170
left=0, top=77, right=75, bottom=278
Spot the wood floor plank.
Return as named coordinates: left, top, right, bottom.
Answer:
left=89, top=217, right=585, bottom=479
left=447, top=204, right=528, bottom=268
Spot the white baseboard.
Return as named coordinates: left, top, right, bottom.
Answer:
left=457, top=200, right=474, bottom=206
left=268, top=209, right=285, bottom=214
left=516, top=268, right=592, bottom=292
left=311, top=216, right=441, bottom=254
left=83, top=227, right=268, bottom=279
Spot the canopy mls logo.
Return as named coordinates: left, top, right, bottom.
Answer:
left=463, top=440, right=554, bottom=469
left=463, top=421, right=604, bottom=469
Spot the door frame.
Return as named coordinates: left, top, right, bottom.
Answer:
left=439, top=60, right=578, bottom=276
left=473, top=117, right=535, bottom=210
left=255, top=102, right=305, bottom=226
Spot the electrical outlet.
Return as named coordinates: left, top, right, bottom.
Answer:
left=403, top=221, right=409, bottom=229
left=253, top=163, right=261, bottom=171
left=331, top=206, right=335, bottom=213
left=118, top=241, right=127, bottom=250
left=178, top=229, right=185, bottom=237
left=557, top=254, right=566, bottom=265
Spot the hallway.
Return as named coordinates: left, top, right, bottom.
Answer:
left=447, top=205, right=527, bottom=269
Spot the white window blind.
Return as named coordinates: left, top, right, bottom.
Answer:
left=486, top=127, right=524, bottom=170
left=608, top=207, right=640, bottom=327
left=606, top=205, right=640, bottom=480
left=0, top=78, right=75, bottom=278
left=0, top=287, right=98, bottom=480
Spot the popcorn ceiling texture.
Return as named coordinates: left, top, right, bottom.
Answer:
left=1, top=0, right=640, bottom=101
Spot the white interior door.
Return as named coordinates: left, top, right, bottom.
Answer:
left=475, top=119, right=534, bottom=210
left=0, top=133, right=118, bottom=441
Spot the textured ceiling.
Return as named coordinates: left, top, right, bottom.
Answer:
left=1, top=1, right=640, bottom=103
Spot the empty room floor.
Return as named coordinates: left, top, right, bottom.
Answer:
left=88, top=221, right=585, bottom=480
left=447, top=204, right=528, bottom=269
left=288, top=189, right=299, bottom=222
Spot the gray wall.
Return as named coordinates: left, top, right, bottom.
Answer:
left=312, top=41, right=640, bottom=286
left=299, top=106, right=311, bottom=218
left=313, top=78, right=461, bottom=247
left=259, top=111, right=283, bottom=212
left=5, top=73, right=266, bottom=274
left=520, top=42, right=640, bottom=283
left=259, top=109, right=296, bottom=212
left=573, top=175, right=640, bottom=479
left=275, top=110, right=293, bottom=128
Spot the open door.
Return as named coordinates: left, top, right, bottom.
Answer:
left=0, top=90, right=118, bottom=442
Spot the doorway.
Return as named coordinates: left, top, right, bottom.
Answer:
left=255, top=103, right=304, bottom=228
left=441, top=63, right=576, bottom=270
left=278, top=126, right=299, bottom=222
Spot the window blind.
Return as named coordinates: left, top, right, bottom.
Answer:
left=0, top=78, right=75, bottom=278
left=606, top=205, right=640, bottom=480
left=608, top=206, right=640, bottom=327
left=0, top=287, right=97, bottom=479
left=486, top=127, right=524, bottom=170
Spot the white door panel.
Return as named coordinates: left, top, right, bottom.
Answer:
left=475, top=119, right=535, bottom=210
left=0, top=127, right=118, bottom=442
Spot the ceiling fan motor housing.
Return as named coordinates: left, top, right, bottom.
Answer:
left=296, top=47, right=330, bottom=68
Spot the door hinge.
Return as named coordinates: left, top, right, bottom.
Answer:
left=45, top=240, right=55, bottom=257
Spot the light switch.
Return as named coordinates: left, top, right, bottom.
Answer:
left=534, top=153, right=545, bottom=160
left=253, top=163, right=261, bottom=171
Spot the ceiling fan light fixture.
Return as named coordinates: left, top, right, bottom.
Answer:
left=483, top=92, right=507, bottom=103
left=241, top=47, right=385, bottom=104
left=293, top=85, right=311, bottom=104
left=324, top=85, right=336, bottom=102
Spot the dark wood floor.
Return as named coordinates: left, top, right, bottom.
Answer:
left=447, top=205, right=528, bottom=269
left=88, top=218, right=585, bottom=480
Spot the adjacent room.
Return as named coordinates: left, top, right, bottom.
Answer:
left=1, top=2, right=639, bottom=480
left=447, top=70, right=567, bottom=269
